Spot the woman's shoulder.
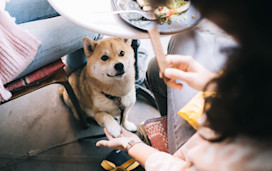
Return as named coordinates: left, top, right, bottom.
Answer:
left=184, top=131, right=272, bottom=171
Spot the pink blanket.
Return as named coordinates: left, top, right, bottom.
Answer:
left=0, top=9, right=40, bottom=102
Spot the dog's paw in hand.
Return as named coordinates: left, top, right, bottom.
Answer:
left=124, top=121, right=137, bottom=132
left=106, top=122, right=122, bottom=138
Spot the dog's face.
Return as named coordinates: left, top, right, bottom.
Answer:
left=83, top=37, right=135, bottom=82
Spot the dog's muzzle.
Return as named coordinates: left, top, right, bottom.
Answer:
left=114, top=62, right=125, bottom=76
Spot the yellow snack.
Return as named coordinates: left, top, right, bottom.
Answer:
left=178, top=91, right=214, bottom=130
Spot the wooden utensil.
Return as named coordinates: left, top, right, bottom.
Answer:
left=147, top=25, right=170, bottom=83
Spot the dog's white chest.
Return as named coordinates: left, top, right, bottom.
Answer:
left=94, top=94, right=123, bottom=117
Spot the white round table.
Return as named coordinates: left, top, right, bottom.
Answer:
left=48, top=0, right=152, bottom=39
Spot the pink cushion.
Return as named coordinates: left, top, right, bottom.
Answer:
left=5, top=60, right=65, bottom=91
left=143, top=116, right=169, bottom=153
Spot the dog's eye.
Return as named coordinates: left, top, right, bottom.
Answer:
left=119, top=51, right=125, bottom=57
left=101, top=55, right=109, bottom=61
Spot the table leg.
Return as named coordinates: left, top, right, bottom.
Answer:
left=131, top=39, right=140, bottom=83
left=131, top=39, right=157, bottom=109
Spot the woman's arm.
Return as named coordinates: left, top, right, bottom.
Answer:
left=96, top=127, right=193, bottom=169
left=127, top=141, right=159, bottom=167
left=129, top=142, right=192, bottom=170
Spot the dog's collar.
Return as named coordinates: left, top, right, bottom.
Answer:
left=101, top=91, right=117, bottom=100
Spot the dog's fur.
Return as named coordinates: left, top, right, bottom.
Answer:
left=59, top=37, right=137, bottom=137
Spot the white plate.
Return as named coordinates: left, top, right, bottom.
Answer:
left=112, top=0, right=202, bottom=34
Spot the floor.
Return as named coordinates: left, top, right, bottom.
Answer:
left=0, top=36, right=171, bottom=171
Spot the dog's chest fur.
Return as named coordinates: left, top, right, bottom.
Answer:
left=71, top=67, right=129, bottom=118
left=93, top=91, right=124, bottom=117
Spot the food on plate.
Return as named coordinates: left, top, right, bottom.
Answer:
left=136, top=0, right=191, bottom=24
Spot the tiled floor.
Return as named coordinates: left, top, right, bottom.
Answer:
left=0, top=37, right=170, bottom=171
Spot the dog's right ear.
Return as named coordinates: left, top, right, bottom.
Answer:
left=83, top=37, right=97, bottom=57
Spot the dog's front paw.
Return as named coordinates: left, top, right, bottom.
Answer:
left=106, top=121, right=122, bottom=138
left=124, top=121, right=137, bottom=132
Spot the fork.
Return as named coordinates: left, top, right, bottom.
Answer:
left=90, top=10, right=157, bottom=21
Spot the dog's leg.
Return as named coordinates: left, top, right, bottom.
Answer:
left=94, top=112, right=122, bottom=137
left=121, top=90, right=137, bottom=132
left=122, top=105, right=137, bottom=132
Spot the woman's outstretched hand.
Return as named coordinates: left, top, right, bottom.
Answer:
left=96, top=127, right=142, bottom=151
left=162, top=55, right=217, bottom=91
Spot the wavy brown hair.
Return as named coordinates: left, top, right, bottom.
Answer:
left=190, top=0, right=272, bottom=141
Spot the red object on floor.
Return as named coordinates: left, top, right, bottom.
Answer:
left=143, top=116, right=169, bottom=153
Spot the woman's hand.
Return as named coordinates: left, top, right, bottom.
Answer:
left=162, top=55, right=217, bottom=91
left=96, top=127, right=142, bottom=151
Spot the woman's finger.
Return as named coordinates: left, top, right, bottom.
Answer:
left=166, top=55, right=192, bottom=66
left=96, top=140, right=108, bottom=147
left=164, top=68, right=190, bottom=83
left=159, top=71, right=163, bottom=78
left=165, top=79, right=183, bottom=90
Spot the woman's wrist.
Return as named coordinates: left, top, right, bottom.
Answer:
left=126, top=140, right=159, bottom=167
left=125, top=139, right=144, bottom=153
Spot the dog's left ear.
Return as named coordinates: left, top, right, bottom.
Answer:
left=122, top=39, right=132, bottom=46
left=83, top=37, right=97, bottom=57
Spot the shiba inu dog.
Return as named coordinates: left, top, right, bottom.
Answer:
left=59, top=37, right=137, bottom=137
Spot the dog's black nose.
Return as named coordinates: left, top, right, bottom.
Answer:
left=114, top=62, right=124, bottom=71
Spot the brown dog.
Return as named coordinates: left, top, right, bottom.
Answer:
left=59, top=37, right=137, bottom=137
